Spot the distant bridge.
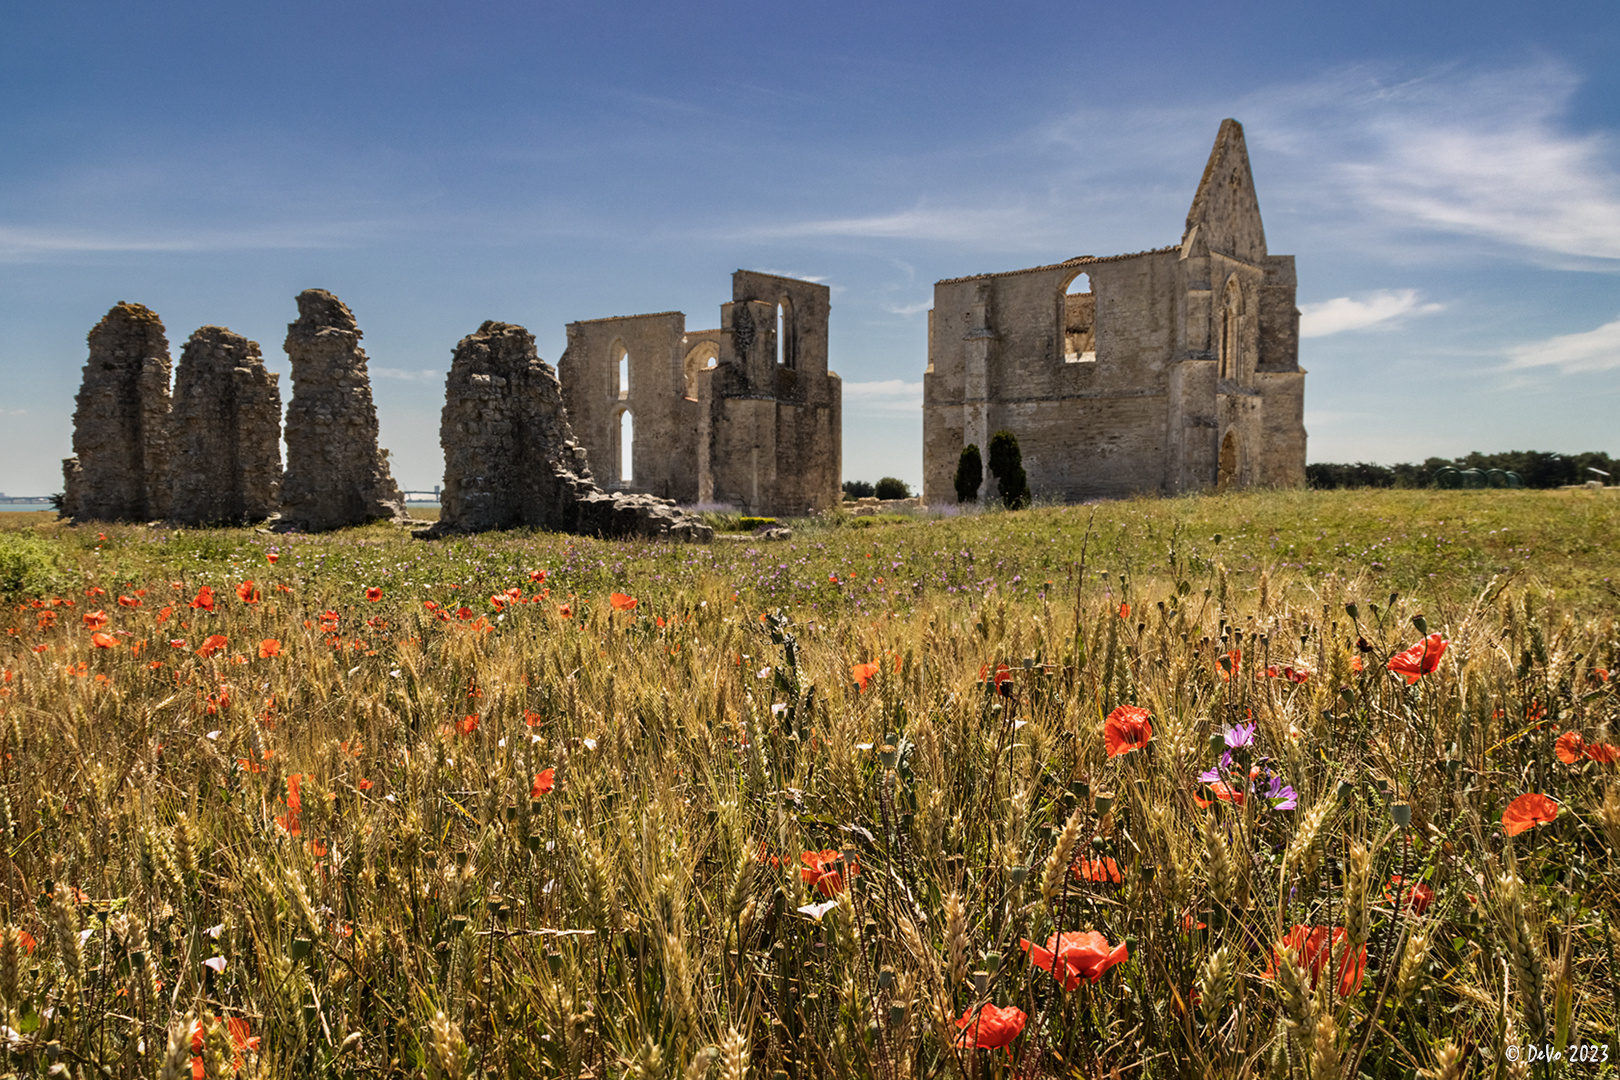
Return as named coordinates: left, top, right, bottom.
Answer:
left=0, top=496, right=52, bottom=505
left=399, top=489, right=442, bottom=503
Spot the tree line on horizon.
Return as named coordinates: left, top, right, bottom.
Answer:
left=1306, top=449, right=1616, bottom=490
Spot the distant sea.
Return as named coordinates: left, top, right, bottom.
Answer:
left=0, top=502, right=53, bottom=513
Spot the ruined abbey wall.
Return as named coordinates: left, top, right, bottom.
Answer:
left=922, top=119, right=1306, bottom=504
left=168, top=326, right=283, bottom=525
left=61, top=303, right=174, bottom=522
left=559, top=271, right=841, bottom=517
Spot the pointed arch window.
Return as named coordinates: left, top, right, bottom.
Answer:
left=1062, top=272, right=1095, bottom=363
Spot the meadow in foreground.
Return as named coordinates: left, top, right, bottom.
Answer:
left=0, top=488, right=1615, bottom=1079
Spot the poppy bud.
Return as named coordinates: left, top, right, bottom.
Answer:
left=1391, top=803, right=1412, bottom=828
left=1345, top=603, right=1358, bottom=620
left=1412, top=614, right=1428, bottom=635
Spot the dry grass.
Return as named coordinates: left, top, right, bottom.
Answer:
left=0, top=489, right=1615, bottom=1077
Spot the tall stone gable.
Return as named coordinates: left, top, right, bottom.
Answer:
left=558, top=271, right=841, bottom=516
left=168, top=326, right=283, bottom=525
left=922, top=119, right=1306, bottom=505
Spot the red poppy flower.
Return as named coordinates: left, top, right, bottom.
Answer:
left=529, top=569, right=547, bottom=583
left=1590, top=668, right=1609, bottom=684
left=1118, top=602, right=1130, bottom=619
left=609, top=592, right=637, bottom=611
left=530, top=768, right=556, bottom=797
left=1387, top=633, right=1447, bottom=684
left=1350, top=655, right=1364, bottom=673
left=455, top=715, right=479, bottom=735
left=258, top=639, right=281, bottom=658
left=266, top=553, right=279, bottom=564
left=800, top=849, right=857, bottom=897
left=556, top=604, right=573, bottom=618
left=953, top=1003, right=1026, bottom=1049
left=1555, top=731, right=1586, bottom=764
left=358, top=586, right=381, bottom=603
left=1103, top=705, right=1153, bottom=757
left=197, top=635, right=228, bottom=658
left=357, top=778, right=373, bottom=791
left=157, top=605, right=174, bottom=625
left=189, top=586, right=216, bottom=612
left=1501, top=792, right=1558, bottom=836
left=851, top=661, right=881, bottom=691
left=1268, top=926, right=1365, bottom=995
left=1020, top=931, right=1129, bottom=990
left=1386, top=876, right=1435, bottom=915
left=118, top=595, right=141, bottom=607
left=90, top=632, right=118, bottom=649
left=1585, top=742, right=1620, bottom=763
left=1074, top=857, right=1122, bottom=884
left=1193, top=780, right=1246, bottom=809
left=83, top=610, right=110, bottom=629
left=236, top=581, right=259, bottom=605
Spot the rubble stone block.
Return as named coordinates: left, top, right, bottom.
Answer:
left=426, top=320, right=711, bottom=542
left=278, top=289, right=409, bottom=530
left=168, top=326, right=283, bottom=525
left=61, top=302, right=173, bottom=522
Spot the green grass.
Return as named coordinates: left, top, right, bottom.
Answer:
left=0, top=488, right=1616, bottom=1077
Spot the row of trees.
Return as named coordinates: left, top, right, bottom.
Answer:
left=1307, top=450, right=1615, bottom=490
left=955, top=431, right=1030, bottom=508
left=842, top=478, right=912, bottom=500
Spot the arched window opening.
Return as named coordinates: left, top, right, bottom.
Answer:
left=683, top=341, right=719, bottom=399
left=614, top=341, right=629, bottom=398
left=618, top=410, right=634, bottom=485
left=1062, top=272, right=1095, bottom=363
left=1219, top=279, right=1243, bottom=381
left=776, top=296, right=795, bottom=368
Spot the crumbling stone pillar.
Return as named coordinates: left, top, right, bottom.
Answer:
left=278, top=289, right=409, bottom=530
left=429, top=321, right=711, bottom=541
left=168, top=326, right=283, bottom=525
left=61, top=302, right=173, bottom=522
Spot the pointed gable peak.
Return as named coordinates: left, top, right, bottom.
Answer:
left=1183, top=119, right=1267, bottom=263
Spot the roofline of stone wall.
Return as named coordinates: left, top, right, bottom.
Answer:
left=935, top=246, right=1179, bottom=286
left=734, top=270, right=831, bottom=291
left=567, top=310, right=687, bottom=327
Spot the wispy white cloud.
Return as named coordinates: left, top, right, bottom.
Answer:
left=1506, top=316, right=1620, bottom=374
left=371, top=367, right=443, bottom=381
left=1242, top=62, right=1620, bottom=263
left=0, top=221, right=389, bottom=262
left=740, top=205, right=1043, bottom=246
left=884, top=299, right=932, bottom=317
left=843, top=379, right=923, bottom=414
left=1298, top=289, right=1443, bottom=338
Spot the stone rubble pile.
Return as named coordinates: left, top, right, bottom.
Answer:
left=426, top=320, right=712, bottom=542
left=278, top=289, right=409, bottom=530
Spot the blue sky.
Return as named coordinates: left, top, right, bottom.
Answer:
left=3, top=0, right=1618, bottom=496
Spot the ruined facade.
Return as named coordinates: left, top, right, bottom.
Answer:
left=430, top=320, right=712, bottom=541
left=61, top=303, right=174, bottom=522
left=279, top=289, right=409, bottom=530
left=168, top=326, right=283, bottom=525
left=922, top=120, right=1306, bottom=504
left=558, top=271, right=841, bottom=516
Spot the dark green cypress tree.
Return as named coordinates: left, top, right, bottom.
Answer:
left=954, top=444, right=983, bottom=504
left=987, top=430, right=1030, bottom=509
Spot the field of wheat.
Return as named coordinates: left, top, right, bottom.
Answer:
left=0, top=488, right=1615, bottom=1079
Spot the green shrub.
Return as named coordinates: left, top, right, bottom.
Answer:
left=737, top=517, right=778, bottom=531
left=987, top=430, right=1030, bottom=509
left=0, top=532, right=68, bottom=599
left=954, top=444, right=982, bottom=503
left=841, top=480, right=875, bottom=500
left=873, top=477, right=911, bottom=500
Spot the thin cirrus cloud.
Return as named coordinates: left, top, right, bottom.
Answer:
left=1297, top=289, right=1444, bottom=338
left=1506, top=317, right=1620, bottom=374
left=371, top=367, right=444, bottom=382
left=1245, top=62, right=1620, bottom=263
left=843, top=379, right=923, bottom=414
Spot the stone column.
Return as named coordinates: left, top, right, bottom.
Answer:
left=279, top=289, right=408, bottom=530
left=61, top=302, right=173, bottom=522
left=168, top=326, right=282, bottom=525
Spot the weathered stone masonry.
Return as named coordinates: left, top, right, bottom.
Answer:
left=922, top=119, right=1306, bottom=504
left=558, top=270, right=841, bottom=516
left=61, top=302, right=174, bottom=522
left=167, top=326, right=283, bottom=526
left=429, top=320, right=712, bottom=541
left=279, top=289, right=409, bottom=530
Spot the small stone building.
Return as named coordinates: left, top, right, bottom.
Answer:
left=167, top=326, right=283, bottom=525
left=558, top=271, right=841, bottom=516
left=922, top=119, right=1306, bottom=504
left=61, top=302, right=174, bottom=522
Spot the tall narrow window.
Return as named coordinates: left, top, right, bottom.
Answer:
left=776, top=296, right=795, bottom=368
left=619, top=411, right=634, bottom=485
left=1220, top=279, right=1242, bottom=381
left=1062, top=273, right=1095, bottom=362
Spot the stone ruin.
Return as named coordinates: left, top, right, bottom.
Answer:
left=425, top=320, right=713, bottom=541
left=278, top=289, right=409, bottom=530
left=61, top=302, right=174, bottom=522
left=167, top=326, right=283, bottom=526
